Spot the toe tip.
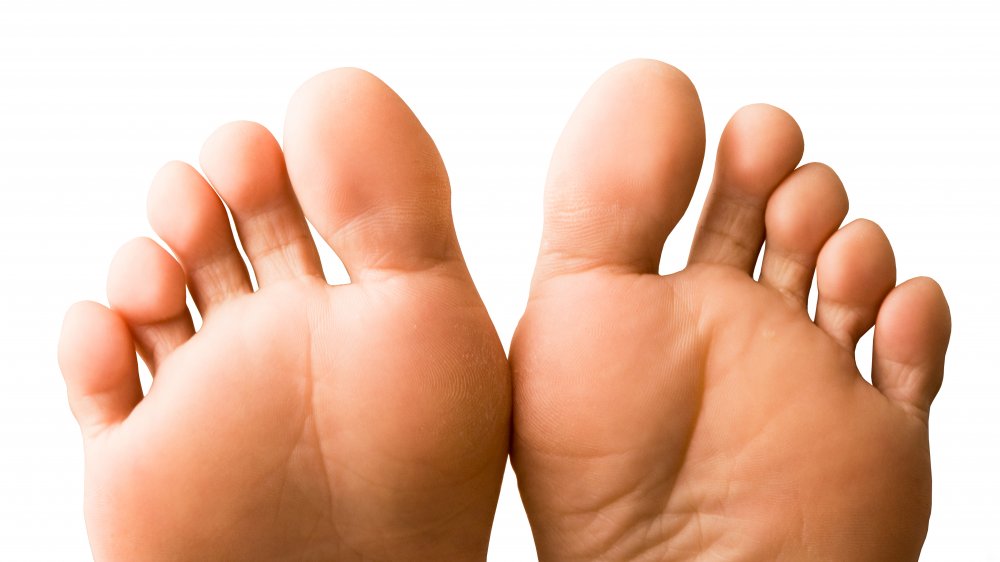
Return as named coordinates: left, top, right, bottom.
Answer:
left=107, top=238, right=188, bottom=324
left=721, top=104, right=805, bottom=187
left=288, top=67, right=393, bottom=112
left=603, top=58, right=698, bottom=96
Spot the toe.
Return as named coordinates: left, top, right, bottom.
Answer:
left=759, top=163, right=849, bottom=304
left=148, top=161, right=252, bottom=314
left=815, top=219, right=896, bottom=348
left=59, top=301, right=142, bottom=436
left=107, top=238, right=194, bottom=371
left=688, top=104, right=804, bottom=273
left=536, top=59, right=706, bottom=280
left=200, top=121, right=323, bottom=286
left=872, top=277, right=950, bottom=417
left=283, top=68, right=463, bottom=280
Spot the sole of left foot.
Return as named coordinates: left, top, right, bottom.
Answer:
left=511, top=59, right=950, bottom=561
left=58, top=69, right=510, bottom=561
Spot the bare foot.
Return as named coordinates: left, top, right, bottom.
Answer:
left=511, top=60, right=950, bottom=561
left=58, top=69, right=510, bottom=561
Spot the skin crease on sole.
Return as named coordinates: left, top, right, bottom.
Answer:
left=510, top=59, right=951, bottom=561
left=58, top=69, right=511, bottom=561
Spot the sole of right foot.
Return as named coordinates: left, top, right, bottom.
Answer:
left=59, top=69, right=510, bottom=561
left=511, top=59, right=950, bottom=561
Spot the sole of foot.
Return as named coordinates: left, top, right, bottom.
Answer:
left=511, top=59, right=950, bottom=561
left=59, top=69, right=510, bottom=561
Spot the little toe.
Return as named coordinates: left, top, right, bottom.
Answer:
left=689, top=104, right=804, bottom=273
left=148, top=161, right=252, bottom=313
left=815, top=219, right=896, bottom=348
left=535, top=59, right=706, bottom=279
left=759, top=163, right=849, bottom=304
left=200, top=121, right=323, bottom=286
left=283, top=68, right=463, bottom=280
left=59, top=301, right=142, bottom=436
left=872, top=277, right=951, bottom=417
left=107, top=237, right=194, bottom=371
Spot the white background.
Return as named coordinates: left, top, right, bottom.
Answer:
left=1, top=1, right=997, bottom=560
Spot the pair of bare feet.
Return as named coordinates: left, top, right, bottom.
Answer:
left=58, top=60, right=950, bottom=561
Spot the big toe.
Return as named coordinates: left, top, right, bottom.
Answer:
left=535, top=59, right=706, bottom=281
left=282, top=68, right=463, bottom=280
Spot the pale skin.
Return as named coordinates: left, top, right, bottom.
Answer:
left=59, top=60, right=950, bottom=561
left=59, top=70, right=511, bottom=560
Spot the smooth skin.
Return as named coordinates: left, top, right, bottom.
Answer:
left=58, top=69, right=510, bottom=561
left=510, top=60, right=950, bottom=561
